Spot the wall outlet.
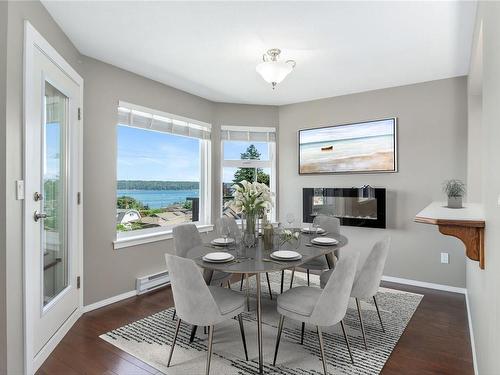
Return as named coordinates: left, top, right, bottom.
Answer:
left=440, top=252, right=449, bottom=264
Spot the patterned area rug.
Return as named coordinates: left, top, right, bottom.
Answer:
left=100, top=272, right=422, bottom=374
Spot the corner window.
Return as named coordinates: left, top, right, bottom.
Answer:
left=116, top=102, right=211, bottom=238
left=221, top=126, right=276, bottom=221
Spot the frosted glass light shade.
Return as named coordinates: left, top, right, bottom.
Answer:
left=256, top=61, right=295, bottom=85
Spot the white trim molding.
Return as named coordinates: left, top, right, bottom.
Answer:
left=32, top=308, right=81, bottom=371
left=83, top=290, right=137, bottom=313
left=382, top=275, right=467, bottom=294
left=23, top=21, right=84, bottom=375
left=465, top=291, right=478, bottom=375
left=114, top=224, right=214, bottom=249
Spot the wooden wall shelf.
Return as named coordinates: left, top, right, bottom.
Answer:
left=415, top=202, right=485, bottom=269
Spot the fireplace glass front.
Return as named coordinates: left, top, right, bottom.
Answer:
left=303, top=187, right=386, bottom=228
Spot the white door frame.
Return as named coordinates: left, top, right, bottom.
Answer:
left=23, top=21, right=84, bottom=374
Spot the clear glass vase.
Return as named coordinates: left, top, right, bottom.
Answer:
left=242, top=212, right=257, bottom=247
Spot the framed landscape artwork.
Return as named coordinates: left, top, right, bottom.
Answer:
left=298, top=118, right=398, bottom=174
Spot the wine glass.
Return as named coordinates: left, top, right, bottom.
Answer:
left=285, top=213, right=295, bottom=228
left=218, top=222, right=230, bottom=245
left=312, top=215, right=321, bottom=235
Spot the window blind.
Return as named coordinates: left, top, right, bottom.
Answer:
left=117, top=105, right=211, bottom=140
left=221, top=126, right=276, bottom=142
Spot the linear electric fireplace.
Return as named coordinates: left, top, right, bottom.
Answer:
left=303, top=186, right=386, bottom=228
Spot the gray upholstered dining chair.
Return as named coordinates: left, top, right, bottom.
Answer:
left=273, top=252, right=360, bottom=374
left=214, top=216, right=274, bottom=303
left=320, top=236, right=391, bottom=350
left=165, top=254, right=248, bottom=375
left=173, top=223, right=232, bottom=287
left=287, top=214, right=341, bottom=290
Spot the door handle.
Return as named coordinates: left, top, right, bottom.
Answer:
left=34, top=210, right=48, bottom=222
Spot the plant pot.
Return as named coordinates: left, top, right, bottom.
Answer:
left=447, top=196, right=463, bottom=209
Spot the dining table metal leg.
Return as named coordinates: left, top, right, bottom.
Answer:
left=256, top=273, right=263, bottom=374
left=265, top=272, right=273, bottom=300
left=280, top=270, right=284, bottom=294
left=245, top=273, right=250, bottom=312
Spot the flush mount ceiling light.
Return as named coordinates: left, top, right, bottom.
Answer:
left=256, top=48, right=296, bottom=89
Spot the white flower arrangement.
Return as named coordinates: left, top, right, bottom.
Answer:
left=280, top=228, right=300, bottom=246
left=225, top=180, right=274, bottom=215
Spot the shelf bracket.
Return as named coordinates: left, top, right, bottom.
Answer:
left=437, top=224, right=484, bottom=269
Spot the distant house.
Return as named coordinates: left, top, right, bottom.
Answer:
left=116, top=209, right=141, bottom=224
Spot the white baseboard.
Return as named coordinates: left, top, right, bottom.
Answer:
left=83, top=290, right=137, bottom=313
left=382, top=275, right=466, bottom=294
left=465, top=291, right=478, bottom=375
left=33, top=307, right=82, bottom=372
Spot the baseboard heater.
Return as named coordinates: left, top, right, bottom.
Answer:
left=136, top=270, right=170, bottom=295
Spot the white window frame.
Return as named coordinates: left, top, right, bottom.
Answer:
left=114, top=102, right=212, bottom=249
left=221, top=126, right=277, bottom=222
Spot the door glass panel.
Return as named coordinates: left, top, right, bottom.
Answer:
left=42, top=82, right=68, bottom=307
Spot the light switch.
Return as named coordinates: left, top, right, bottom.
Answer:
left=16, top=180, right=24, bottom=200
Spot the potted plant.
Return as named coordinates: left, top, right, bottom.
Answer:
left=225, top=180, right=273, bottom=247
left=443, top=179, right=466, bottom=208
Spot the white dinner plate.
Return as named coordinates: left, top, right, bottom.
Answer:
left=311, top=237, right=339, bottom=246
left=211, top=237, right=235, bottom=246
left=301, top=227, right=326, bottom=234
left=202, top=252, right=234, bottom=263
left=270, top=250, right=302, bottom=260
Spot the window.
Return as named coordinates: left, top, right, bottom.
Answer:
left=116, top=102, right=211, bottom=238
left=221, top=126, right=276, bottom=221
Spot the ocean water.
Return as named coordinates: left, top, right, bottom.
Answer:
left=117, top=189, right=199, bottom=209
left=300, top=134, right=394, bottom=164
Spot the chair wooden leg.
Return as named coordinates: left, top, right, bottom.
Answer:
left=237, top=314, right=249, bottom=361
left=206, top=325, right=214, bottom=375
left=240, top=274, right=244, bottom=291
left=289, top=268, right=295, bottom=289
left=307, top=269, right=310, bottom=286
left=340, top=320, right=354, bottom=364
left=280, top=270, right=284, bottom=294
left=265, top=272, right=273, bottom=300
left=300, top=321, right=305, bottom=345
left=316, top=326, right=328, bottom=375
left=273, top=315, right=285, bottom=366
left=355, top=298, right=368, bottom=350
left=373, top=295, right=385, bottom=332
left=167, top=318, right=181, bottom=367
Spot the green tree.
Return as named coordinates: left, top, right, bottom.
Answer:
left=116, top=196, right=144, bottom=210
left=233, top=144, right=270, bottom=186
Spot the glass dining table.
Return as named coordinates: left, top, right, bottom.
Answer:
left=185, top=232, right=348, bottom=374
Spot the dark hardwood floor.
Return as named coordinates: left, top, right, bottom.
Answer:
left=36, top=278, right=473, bottom=375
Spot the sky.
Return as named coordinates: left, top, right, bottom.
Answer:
left=45, top=122, right=61, bottom=179
left=117, top=125, right=269, bottom=182
left=300, top=118, right=395, bottom=145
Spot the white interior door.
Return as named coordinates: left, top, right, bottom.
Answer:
left=24, top=22, right=83, bottom=371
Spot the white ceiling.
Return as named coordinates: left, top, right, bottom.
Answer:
left=42, top=1, right=477, bottom=106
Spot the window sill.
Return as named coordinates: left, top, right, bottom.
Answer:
left=113, top=224, right=214, bottom=250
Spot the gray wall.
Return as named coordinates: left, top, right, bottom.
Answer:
left=466, top=3, right=500, bottom=374
left=0, top=2, right=8, bottom=372
left=278, top=77, right=468, bottom=287
left=3, top=1, right=82, bottom=372
left=81, top=57, right=279, bottom=305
